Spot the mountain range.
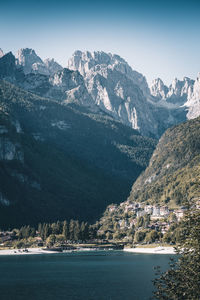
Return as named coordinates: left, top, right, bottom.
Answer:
left=1, top=48, right=200, bottom=138
left=0, top=47, right=200, bottom=228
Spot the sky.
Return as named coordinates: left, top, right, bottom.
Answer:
left=0, top=0, right=200, bottom=85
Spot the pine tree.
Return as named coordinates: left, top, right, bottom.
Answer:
left=69, top=219, right=75, bottom=241
left=56, top=220, right=62, bottom=234
left=62, top=220, right=68, bottom=241
left=80, top=222, right=86, bottom=241
left=74, top=220, right=80, bottom=241
left=43, top=223, right=51, bottom=240
left=38, top=223, right=42, bottom=236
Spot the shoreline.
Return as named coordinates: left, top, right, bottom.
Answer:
left=0, top=248, right=63, bottom=256
left=0, top=246, right=176, bottom=256
left=124, top=246, right=176, bottom=254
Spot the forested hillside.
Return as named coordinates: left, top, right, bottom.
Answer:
left=128, top=117, right=200, bottom=207
left=0, top=80, right=156, bottom=228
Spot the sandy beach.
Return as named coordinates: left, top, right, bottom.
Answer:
left=124, top=246, right=176, bottom=254
left=0, top=248, right=62, bottom=255
left=0, top=246, right=176, bottom=255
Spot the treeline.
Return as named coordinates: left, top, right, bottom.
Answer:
left=17, top=219, right=97, bottom=242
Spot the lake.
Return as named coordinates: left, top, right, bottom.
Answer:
left=0, top=251, right=172, bottom=300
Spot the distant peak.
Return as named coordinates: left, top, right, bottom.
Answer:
left=17, top=48, right=37, bottom=55
left=152, top=78, right=165, bottom=85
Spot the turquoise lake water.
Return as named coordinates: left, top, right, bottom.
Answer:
left=0, top=251, right=172, bottom=300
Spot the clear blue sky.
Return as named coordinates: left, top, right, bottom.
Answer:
left=0, top=0, right=200, bottom=85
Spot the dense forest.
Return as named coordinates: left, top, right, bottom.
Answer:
left=0, top=80, right=156, bottom=228
left=128, top=117, right=200, bottom=207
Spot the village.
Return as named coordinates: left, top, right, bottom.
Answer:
left=1, top=200, right=200, bottom=249
left=97, top=199, right=200, bottom=243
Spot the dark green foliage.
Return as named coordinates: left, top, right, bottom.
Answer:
left=62, top=220, right=68, bottom=241
left=153, top=209, right=200, bottom=299
left=128, top=117, right=200, bottom=207
left=19, top=225, right=36, bottom=239
left=36, top=219, right=92, bottom=242
left=134, top=230, right=146, bottom=243
left=0, top=80, right=156, bottom=229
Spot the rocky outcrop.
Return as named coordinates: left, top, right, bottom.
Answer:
left=44, top=58, right=63, bottom=75
left=167, top=77, right=194, bottom=104
left=150, top=74, right=200, bottom=121
left=0, top=51, right=92, bottom=107
left=68, top=50, right=150, bottom=95
left=67, top=51, right=161, bottom=136
left=16, top=48, right=44, bottom=74
left=0, top=137, right=23, bottom=161
left=150, top=76, right=195, bottom=105
left=16, top=48, right=63, bottom=76
left=150, top=78, right=168, bottom=100
left=185, top=73, right=200, bottom=119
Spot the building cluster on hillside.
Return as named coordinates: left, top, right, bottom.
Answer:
left=121, top=201, right=187, bottom=220
left=107, top=200, right=189, bottom=235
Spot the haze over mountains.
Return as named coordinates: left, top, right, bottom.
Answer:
left=0, top=47, right=200, bottom=228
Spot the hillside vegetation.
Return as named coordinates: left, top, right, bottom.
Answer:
left=128, top=117, right=200, bottom=207
left=0, top=80, right=156, bottom=228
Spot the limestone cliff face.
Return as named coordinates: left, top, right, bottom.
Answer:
left=16, top=48, right=63, bottom=76
left=67, top=51, right=160, bottom=136
left=43, top=58, right=63, bottom=75
left=150, top=74, right=200, bottom=121
left=185, top=74, right=200, bottom=119
left=67, top=50, right=150, bottom=95
left=150, top=78, right=168, bottom=100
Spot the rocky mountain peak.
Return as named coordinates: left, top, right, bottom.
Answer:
left=66, top=50, right=189, bottom=137
left=185, top=72, right=200, bottom=119
left=167, top=77, right=194, bottom=99
left=67, top=50, right=150, bottom=95
left=67, top=50, right=112, bottom=75
left=150, top=75, right=195, bottom=107
left=150, top=78, right=168, bottom=99
left=15, top=48, right=62, bottom=76
left=50, top=68, right=83, bottom=89
left=43, top=58, right=63, bottom=75
left=16, top=48, right=44, bottom=74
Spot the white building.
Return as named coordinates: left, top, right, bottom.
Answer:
left=136, top=210, right=146, bottom=217
left=160, top=206, right=169, bottom=216
left=144, top=205, right=153, bottom=214
left=152, top=206, right=160, bottom=216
